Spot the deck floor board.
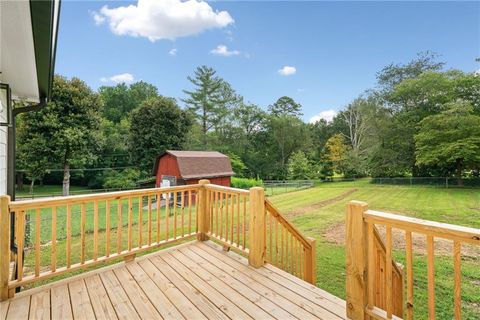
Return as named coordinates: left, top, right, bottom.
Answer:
left=3, top=241, right=346, bottom=320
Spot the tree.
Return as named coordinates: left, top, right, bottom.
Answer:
left=325, top=134, right=348, bottom=174
left=18, top=76, right=102, bottom=195
left=182, top=66, right=240, bottom=148
left=99, top=81, right=158, bottom=123
left=226, top=103, right=266, bottom=156
left=383, top=70, right=474, bottom=176
left=342, top=97, right=374, bottom=154
left=129, top=96, right=191, bottom=172
left=287, top=151, right=312, bottom=179
left=267, top=115, right=309, bottom=179
left=228, top=153, right=247, bottom=177
left=268, top=96, right=303, bottom=117
left=415, top=101, right=480, bottom=185
left=376, top=51, right=445, bottom=95
left=16, top=123, right=52, bottom=193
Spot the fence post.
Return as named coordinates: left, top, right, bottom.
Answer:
left=248, top=187, right=265, bottom=268
left=197, top=179, right=210, bottom=241
left=305, top=237, right=317, bottom=284
left=0, top=196, right=11, bottom=301
left=345, top=200, right=369, bottom=320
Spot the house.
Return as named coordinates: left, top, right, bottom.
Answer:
left=153, top=150, right=234, bottom=188
left=0, top=0, right=60, bottom=198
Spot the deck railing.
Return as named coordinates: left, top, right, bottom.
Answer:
left=0, top=180, right=317, bottom=301
left=265, top=200, right=316, bottom=283
left=345, top=200, right=480, bottom=320
left=204, top=183, right=250, bottom=254
left=1, top=184, right=201, bottom=300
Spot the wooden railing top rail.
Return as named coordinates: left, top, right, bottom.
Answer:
left=364, top=209, right=480, bottom=245
left=265, top=199, right=312, bottom=249
left=204, top=184, right=250, bottom=195
left=9, top=184, right=201, bottom=210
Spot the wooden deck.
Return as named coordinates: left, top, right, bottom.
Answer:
left=1, top=241, right=346, bottom=320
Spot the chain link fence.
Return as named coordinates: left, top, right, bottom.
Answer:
left=369, top=177, right=480, bottom=188
left=263, top=180, right=315, bottom=196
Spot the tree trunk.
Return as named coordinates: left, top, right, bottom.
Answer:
left=16, top=172, right=24, bottom=191
left=63, top=162, right=70, bottom=196
left=29, top=179, right=35, bottom=195
left=202, top=107, right=207, bottom=149
left=456, top=158, right=463, bottom=186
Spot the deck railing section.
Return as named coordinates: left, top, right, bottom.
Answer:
left=0, top=180, right=318, bottom=301
left=0, top=185, right=200, bottom=299
left=370, top=225, right=404, bottom=317
left=265, top=200, right=316, bottom=283
left=345, top=200, right=480, bottom=320
left=204, top=184, right=250, bottom=254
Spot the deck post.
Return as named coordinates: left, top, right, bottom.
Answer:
left=248, top=187, right=265, bottom=268
left=305, top=237, right=317, bottom=284
left=197, top=179, right=210, bottom=241
left=345, top=201, right=369, bottom=319
left=0, top=196, right=11, bottom=301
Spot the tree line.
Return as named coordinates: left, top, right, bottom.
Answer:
left=16, top=52, right=480, bottom=195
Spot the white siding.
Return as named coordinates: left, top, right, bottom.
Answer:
left=0, top=126, right=6, bottom=195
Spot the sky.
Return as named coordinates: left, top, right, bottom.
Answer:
left=56, top=0, right=480, bottom=123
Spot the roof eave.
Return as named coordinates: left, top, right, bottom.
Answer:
left=30, top=0, right=61, bottom=101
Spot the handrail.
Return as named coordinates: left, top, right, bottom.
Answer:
left=265, top=200, right=312, bottom=249
left=10, top=184, right=201, bottom=211
left=346, top=200, right=480, bottom=320
left=264, top=199, right=316, bottom=283
left=365, top=209, right=480, bottom=245
left=204, top=184, right=250, bottom=195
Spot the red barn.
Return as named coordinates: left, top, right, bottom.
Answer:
left=153, top=150, right=234, bottom=187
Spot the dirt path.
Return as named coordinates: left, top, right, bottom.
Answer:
left=285, top=188, right=358, bottom=218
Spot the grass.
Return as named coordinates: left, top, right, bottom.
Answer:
left=17, top=185, right=91, bottom=198
left=268, top=182, right=480, bottom=319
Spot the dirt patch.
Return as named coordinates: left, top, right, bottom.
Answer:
left=324, top=222, right=480, bottom=257
left=285, top=188, right=358, bottom=218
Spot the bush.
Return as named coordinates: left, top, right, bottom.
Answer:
left=103, top=168, right=141, bottom=189
left=231, top=177, right=263, bottom=189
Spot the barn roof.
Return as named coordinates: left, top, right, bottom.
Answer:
left=153, top=150, right=235, bottom=179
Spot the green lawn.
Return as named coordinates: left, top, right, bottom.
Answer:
left=17, top=185, right=92, bottom=198
left=269, top=182, right=480, bottom=320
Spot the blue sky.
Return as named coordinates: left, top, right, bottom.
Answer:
left=56, top=0, right=480, bottom=123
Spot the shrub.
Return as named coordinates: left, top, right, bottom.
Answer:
left=231, top=177, right=263, bottom=189
left=103, top=168, right=141, bottom=189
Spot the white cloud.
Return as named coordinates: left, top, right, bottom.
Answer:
left=93, top=0, right=234, bottom=42
left=210, top=45, right=240, bottom=57
left=101, top=73, right=135, bottom=84
left=278, top=66, right=296, bottom=76
left=92, top=12, right=106, bottom=25
left=309, top=109, right=338, bottom=123
left=169, top=48, right=178, bottom=56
